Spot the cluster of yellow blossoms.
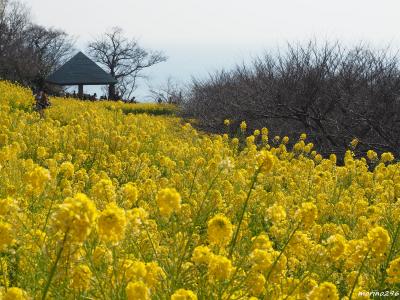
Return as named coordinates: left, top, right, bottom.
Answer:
left=0, top=81, right=400, bottom=299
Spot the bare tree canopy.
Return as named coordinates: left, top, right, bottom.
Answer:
left=0, top=0, right=74, bottom=89
left=87, top=27, right=167, bottom=100
left=183, top=41, right=400, bottom=159
left=148, top=76, right=185, bottom=104
left=0, top=0, right=5, bottom=15
left=25, top=25, right=74, bottom=86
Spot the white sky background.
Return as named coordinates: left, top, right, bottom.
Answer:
left=24, top=0, right=400, bottom=101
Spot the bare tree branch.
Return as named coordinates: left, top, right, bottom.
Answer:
left=0, top=0, right=74, bottom=89
left=148, top=76, right=185, bottom=104
left=87, top=27, right=167, bottom=100
left=183, top=41, right=400, bottom=159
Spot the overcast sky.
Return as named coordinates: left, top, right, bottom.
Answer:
left=25, top=0, right=400, bottom=101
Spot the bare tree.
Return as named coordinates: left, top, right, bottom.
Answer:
left=87, top=27, right=167, bottom=100
left=148, top=76, right=185, bottom=104
left=0, top=0, right=30, bottom=82
left=0, top=0, right=74, bottom=89
left=25, top=24, right=74, bottom=88
left=183, top=41, right=400, bottom=159
left=0, top=0, right=6, bottom=19
left=118, top=75, right=138, bottom=101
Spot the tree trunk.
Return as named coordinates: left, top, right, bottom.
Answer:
left=108, top=83, right=115, bottom=100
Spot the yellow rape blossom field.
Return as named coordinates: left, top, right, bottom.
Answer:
left=1, top=80, right=400, bottom=300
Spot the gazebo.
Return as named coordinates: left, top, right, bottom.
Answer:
left=46, top=51, right=117, bottom=99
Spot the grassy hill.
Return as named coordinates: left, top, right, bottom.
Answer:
left=0, top=81, right=399, bottom=299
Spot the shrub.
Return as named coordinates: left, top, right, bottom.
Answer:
left=183, top=41, right=400, bottom=159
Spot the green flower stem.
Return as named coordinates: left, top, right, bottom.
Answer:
left=349, top=249, right=370, bottom=300
left=229, top=167, right=261, bottom=259
left=380, top=220, right=400, bottom=288
left=41, top=230, right=69, bottom=300
left=265, top=224, right=299, bottom=285
left=172, top=169, right=222, bottom=290
left=1, top=257, right=7, bottom=293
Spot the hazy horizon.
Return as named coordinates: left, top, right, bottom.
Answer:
left=24, top=0, right=400, bottom=101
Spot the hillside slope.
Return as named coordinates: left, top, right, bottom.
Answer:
left=0, top=82, right=399, bottom=299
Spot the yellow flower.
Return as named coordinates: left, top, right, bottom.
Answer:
left=344, top=239, right=368, bottom=270
left=261, top=127, right=269, bottom=136
left=0, top=133, right=8, bottom=146
left=0, top=221, right=14, bottom=251
left=350, top=138, right=359, bottom=149
left=224, top=119, right=230, bottom=126
left=282, top=136, right=289, bottom=144
left=144, top=262, right=165, bottom=288
left=326, top=234, right=347, bottom=260
left=240, top=121, right=247, bottom=132
left=247, top=272, right=266, bottom=296
left=386, top=257, right=400, bottom=283
left=307, top=282, right=339, bottom=300
left=126, top=281, right=150, bottom=300
left=36, top=146, right=48, bottom=159
left=232, top=137, right=239, bottom=146
left=367, top=226, right=390, bottom=257
left=251, top=234, right=273, bottom=250
left=97, top=202, right=127, bottom=244
left=192, top=245, right=213, bottom=265
left=207, top=214, right=233, bottom=247
left=246, top=135, right=255, bottom=146
left=92, top=246, right=112, bottom=266
left=367, top=150, right=378, bottom=161
left=171, top=289, right=198, bottom=300
left=0, top=197, right=17, bottom=216
left=70, top=264, right=92, bottom=291
left=123, top=260, right=147, bottom=282
left=59, top=161, right=75, bottom=178
left=25, top=166, right=51, bottom=195
left=91, top=178, right=116, bottom=204
left=126, top=207, right=148, bottom=230
left=51, top=193, right=97, bottom=244
left=2, top=287, right=29, bottom=300
left=250, top=249, right=274, bottom=272
left=381, top=152, right=394, bottom=163
left=156, top=188, right=181, bottom=218
left=267, top=204, right=286, bottom=223
left=257, top=150, right=274, bottom=174
left=122, top=182, right=139, bottom=208
left=208, top=254, right=234, bottom=281
left=296, top=202, right=318, bottom=228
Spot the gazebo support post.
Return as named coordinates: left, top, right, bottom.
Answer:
left=78, top=84, right=84, bottom=99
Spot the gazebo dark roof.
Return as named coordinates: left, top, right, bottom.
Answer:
left=46, top=52, right=117, bottom=86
